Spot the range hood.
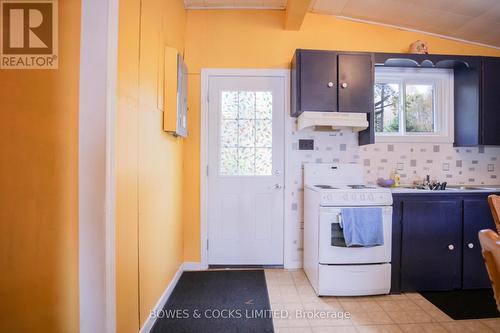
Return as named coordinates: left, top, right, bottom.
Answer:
left=297, top=112, right=368, bottom=132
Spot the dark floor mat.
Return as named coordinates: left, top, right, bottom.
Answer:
left=151, top=270, right=274, bottom=333
left=420, top=289, right=499, bottom=320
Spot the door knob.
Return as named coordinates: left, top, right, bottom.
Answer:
left=448, top=244, right=454, bottom=251
left=327, top=81, right=334, bottom=88
left=273, top=184, right=283, bottom=189
left=341, top=82, right=348, bottom=89
left=468, top=243, right=474, bottom=249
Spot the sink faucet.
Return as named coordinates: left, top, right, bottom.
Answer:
left=416, top=175, right=447, bottom=190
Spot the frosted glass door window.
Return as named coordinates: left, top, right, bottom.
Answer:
left=220, top=91, right=273, bottom=176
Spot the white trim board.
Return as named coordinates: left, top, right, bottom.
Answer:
left=79, top=0, right=118, bottom=332
left=200, top=68, right=293, bottom=270
left=105, top=0, right=119, bottom=331
left=139, top=262, right=202, bottom=333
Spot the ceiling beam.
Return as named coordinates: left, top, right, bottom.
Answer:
left=284, top=0, right=313, bottom=30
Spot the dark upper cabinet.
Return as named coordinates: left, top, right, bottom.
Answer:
left=454, top=64, right=481, bottom=146
left=454, top=56, right=500, bottom=146
left=481, top=57, right=500, bottom=146
left=299, top=50, right=337, bottom=112
left=291, top=49, right=374, bottom=117
left=401, top=199, right=462, bottom=291
left=292, top=49, right=500, bottom=146
left=338, top=54, right=374, bottom=113
left=463, top=197, right=497, bottom=289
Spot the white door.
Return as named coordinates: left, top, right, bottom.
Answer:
left=207, top=75, right=285, bottom=265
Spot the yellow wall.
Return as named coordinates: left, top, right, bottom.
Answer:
left=116, top=0, right=141, bottom=331
left=116, top=0, right=186, bottom=331
left=182, top=10, right=500, bottom=261
left=0, top=1, right=81, bottom=332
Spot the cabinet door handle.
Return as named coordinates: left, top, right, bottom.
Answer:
left=448, top=244, right=454, bottom=251
left=467, top=243, right=474, bottom=249
left=341, top=82, right=348, bottom=89
left=327, top=81, right=334, bottom=88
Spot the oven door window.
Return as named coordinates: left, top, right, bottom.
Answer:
left=331, top=222, right=347, bottom=247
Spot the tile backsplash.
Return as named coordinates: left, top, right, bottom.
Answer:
left=286, top=119, right=500, bottom=266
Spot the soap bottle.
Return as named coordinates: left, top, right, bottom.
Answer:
left=393, top=169, right=401, bottom=187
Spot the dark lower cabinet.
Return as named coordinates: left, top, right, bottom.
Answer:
left=391, top=200, right=402, bottom=293
left=401, top=199, right=462, bottom=291
left=392, top=192, right=500, bottom=293
left=463, top=198, right=497, bottom=289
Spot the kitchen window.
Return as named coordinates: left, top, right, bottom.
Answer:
left=374, top=67, right=454, bottom=143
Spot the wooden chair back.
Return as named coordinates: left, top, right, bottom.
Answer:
left=479, top=229, right=500, bottom=312
left=488, top=195, right=500, bottom=233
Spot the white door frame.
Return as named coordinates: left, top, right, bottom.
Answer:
left=79, top=0, right=118, bottom=331
left=200, top=68, right=294, bottom=269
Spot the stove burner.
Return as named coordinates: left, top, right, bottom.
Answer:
left=347, top=185, right=375, bottom=189
left=315, top=185, right=337, bottom=189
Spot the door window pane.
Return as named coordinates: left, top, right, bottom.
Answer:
left=255, top=148, right=272, bottom=175
left=238, top=119, right=255, bottom=147
left=405, top=84, right=434, bottom=132
left=220, top=120, right=238, bottom=148
left=219, top=90, right=273, bottom=176
left=220, top=148, right=238, bottom=175
left=256, top=92, right=273, bottom=119
left=238, top=91, right=256, bottom=119
left=255, top=120, right=272, bottom=147
left=221, top=91, right=238, bottom=119
left=238, top=148, right=255, bottom=175
left=374, top=83, right=400, bottom=133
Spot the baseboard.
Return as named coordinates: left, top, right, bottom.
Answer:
left=183, top=261, right=203, bottom=271
left=139, top=262, right=203, bottom=333
left=284, top=261, right=302, bottom=270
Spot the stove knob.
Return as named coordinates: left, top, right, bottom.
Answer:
left=350, top=194, right=357, bottom=201
left=360, top=194, right=365, bottom=200
left=342, top=194, right=348, bottom=201
left=368, top=194, right=374, bottom=201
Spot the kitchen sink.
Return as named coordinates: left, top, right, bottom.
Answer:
left=446, top=186, right=483, bottom=190
left=398, top=185, right=497, bottom=191
left=398, top=185, right=455, bottom=191
left=446, top=186, right=498, bottom=191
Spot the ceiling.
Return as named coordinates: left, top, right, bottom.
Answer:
left=311, top=0, right=500, bottom=47
left=184, top=0, right=287, bottom=9
left=183, top=0, right=500, bottom=48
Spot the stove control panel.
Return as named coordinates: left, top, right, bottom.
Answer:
left=320, top=190, right=393, bottom=206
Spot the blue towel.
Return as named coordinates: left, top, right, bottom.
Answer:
left=340, top=207, right=384, bottom=247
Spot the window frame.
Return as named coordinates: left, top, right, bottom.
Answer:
left=374, top=67, right=454, bottom=143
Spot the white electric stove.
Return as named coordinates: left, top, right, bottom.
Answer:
left=303, top=163, right=393, bottom=296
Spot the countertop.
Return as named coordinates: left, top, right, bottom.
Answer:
left=390, top=185, right=500, bottom=194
